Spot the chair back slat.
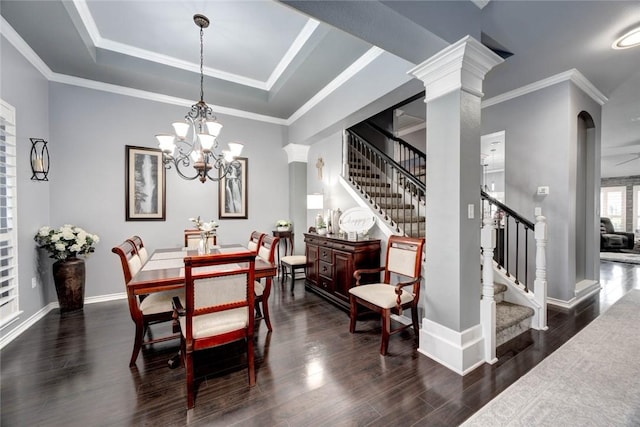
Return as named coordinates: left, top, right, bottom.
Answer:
left=127, top=235, right=149, bottom=264
left=258, top=234, right=279, bottom=263
left=112, top=240, right=140, bottom=283
left=384, top=236, right=425, bottom=282
left=248, top=231, right=265, bottom=253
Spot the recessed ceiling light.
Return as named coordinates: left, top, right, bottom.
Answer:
left=612, top=26, right=640, bottom=49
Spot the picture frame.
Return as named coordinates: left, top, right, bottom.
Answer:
left=125, top=145, right=166, bottom=221
left=219, top=157, right=248, bottom=219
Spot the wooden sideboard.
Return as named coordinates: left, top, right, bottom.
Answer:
left=304, top=233, right=381, bottom=310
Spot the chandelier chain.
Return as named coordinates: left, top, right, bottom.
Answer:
left=199, top=25, right=204, bottom=103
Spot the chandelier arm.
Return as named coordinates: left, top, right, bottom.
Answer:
left=171, top=154, right=203, bottom=181
left=202, top=154, right=228, bottom=182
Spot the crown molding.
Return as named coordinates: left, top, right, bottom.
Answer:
left=1, top=16, right=53, bottom=80
left=409, top=36, right=504, bottom=102
left=283, top=143, right=310, bottom=163
left=266, top=19, right=320, bottom=89
left=482, top=69, right=608, bottom=108
left=286, top=46, right=384, bottom=125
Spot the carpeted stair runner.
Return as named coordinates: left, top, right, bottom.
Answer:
left=492, top=283, right=534, bottom=346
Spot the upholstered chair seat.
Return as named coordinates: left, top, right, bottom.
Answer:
left=141, top=289, right=186, bottom=315
left=280, top=255, right=308, bottom=291
left=179, top=307, right=248, bottom=339
left=348, top=284, right=414, bottom=309
left=253, top=234, right=279, bottom=331
left=254, top=280, right=265, bottom=296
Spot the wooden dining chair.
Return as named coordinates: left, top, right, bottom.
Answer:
left=254, top=234, right=280, bottom=331
left=280, top=227, right=315, bottom=292
left=349, top=235, right=425, bottom=355
left=172, top=250, right=257, bottom=409
left=247, top=231, right=265, bottom=253
left=127, top=235, right=149, bottom=264
left=184, top=229, right=217, bottom=248
left=112, top=239, right=183, bottom=366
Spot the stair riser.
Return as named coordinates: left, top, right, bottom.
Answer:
left=496, top=318, right=531, bottom=347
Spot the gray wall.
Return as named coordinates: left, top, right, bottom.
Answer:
left=48, top=83, right=289, bottom=299
left=482, top=80, right=601, bottom=301
left=2, top=35, right=290, bottom=340
left=306, top=131, right=359, bottom=227
left=1, top=35, right=55, bottom=328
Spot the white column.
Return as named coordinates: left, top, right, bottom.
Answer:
left=283, top=144, right=311, bottom=254
left=409, top=36, right=503, bottom=375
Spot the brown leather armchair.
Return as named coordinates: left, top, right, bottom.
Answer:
left=600, top=217, right=635, bottom=251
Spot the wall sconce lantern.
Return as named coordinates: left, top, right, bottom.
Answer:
left=30, top=138, right=49, bottom=181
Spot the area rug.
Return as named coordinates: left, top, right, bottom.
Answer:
left=462, top=290, right=640, bottom=426
left=600, top=251, right=640, bottom=264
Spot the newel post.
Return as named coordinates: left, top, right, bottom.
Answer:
left=481, top=216, right=498, bottom=364
left=534, top=215, right=548, bottom=330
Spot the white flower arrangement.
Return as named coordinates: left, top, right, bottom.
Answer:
left=34, top=225, right=100, bottom=261
left=276, top=219, right=291, bottom=228
left=190, top=216, right=219, bottom=237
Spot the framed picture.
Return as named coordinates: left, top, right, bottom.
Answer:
left=125, top=145, right=166, bottom=221
left=219, top=157, right=248, bottom=219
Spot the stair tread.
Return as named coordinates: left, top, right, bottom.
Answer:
left=496, top=301, right=534, bottom=332
left=494, top=283, right=508, bottom=294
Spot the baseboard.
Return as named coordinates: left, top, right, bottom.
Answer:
left=418, top=318, right=484, bottom=375
left=547, top=285, right=601, bottom=310
left=85, top=292, right=126, bottom=305
left=0, top=303, right=56, bottom=350
left=0, top=293, right=126, bottom=350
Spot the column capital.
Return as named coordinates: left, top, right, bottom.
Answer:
left=283, top=144, right=310, bottom=164
left=409, top=36, right=504, bottom=102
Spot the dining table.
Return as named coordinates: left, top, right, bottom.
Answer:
left=128, top=244, right=277, bottom=368
left=128, top=244, right=277, bottom=297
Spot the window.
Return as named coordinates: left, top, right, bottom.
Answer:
left=600, top=186, right=626, bottom=231
left=633, top=185, right=640, bottom=235
left=0, top=99, right=19, bottom=327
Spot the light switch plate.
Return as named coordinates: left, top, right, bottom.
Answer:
left=537, top=186, right=549, bottom=195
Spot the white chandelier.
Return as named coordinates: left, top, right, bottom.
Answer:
left=155, top=14, right=243, bottom=183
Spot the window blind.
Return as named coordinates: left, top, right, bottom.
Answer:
left=0, top=99, right=19, bottom=327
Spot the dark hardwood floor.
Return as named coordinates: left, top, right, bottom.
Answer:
left=2, top=261, right=637, bottom=426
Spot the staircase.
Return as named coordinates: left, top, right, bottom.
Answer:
left=492, top=283, right=535, bottom=346
left=343, top=121, right=547, bottom=362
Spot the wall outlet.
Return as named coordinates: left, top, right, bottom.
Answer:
left=467, top=204, right=475, bottom=219
left=31, top=277, right=37, bottom=289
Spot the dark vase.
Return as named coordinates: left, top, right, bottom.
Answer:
left=53, top=257, right=85, bottom=312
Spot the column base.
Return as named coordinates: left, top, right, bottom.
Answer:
left=418, top=318, right=485, bottom=375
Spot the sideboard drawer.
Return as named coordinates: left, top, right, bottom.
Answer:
left=320, top=248, right=332, bottom=262
left=319, top=260, right=333, bottom=278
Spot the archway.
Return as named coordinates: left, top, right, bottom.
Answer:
left=576, top=111, right=596, bottom=286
